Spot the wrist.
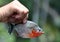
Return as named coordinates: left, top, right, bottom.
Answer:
left=0, top=4, right=11, bottom=16
left=0, top=4, right=10, bottom=21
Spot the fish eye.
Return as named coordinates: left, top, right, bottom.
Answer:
left=36, top=29, right=41, bottom=32
left=39, top=29, right=41, bottom=31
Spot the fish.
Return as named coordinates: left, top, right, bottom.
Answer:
left=14, top=21, right=44, bottom=38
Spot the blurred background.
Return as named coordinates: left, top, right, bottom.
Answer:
left=0, top=0, right=60, bottom=42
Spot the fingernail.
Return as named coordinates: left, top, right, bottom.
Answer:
left=23, top=20, right=27, bottom=23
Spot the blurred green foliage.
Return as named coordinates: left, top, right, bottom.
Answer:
left=0, top=0, right=12, bottom=7
left=50, top=0, right=60, bottom=14
left=0, top=23, right=16, bottom=42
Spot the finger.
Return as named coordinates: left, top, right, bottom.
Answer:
left=23, top=14, right=28, bottom=23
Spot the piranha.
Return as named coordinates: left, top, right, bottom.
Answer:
left=11, top=21, right=44, bottom=38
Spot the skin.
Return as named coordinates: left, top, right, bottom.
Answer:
left=0, top=0, right=29, bottom=24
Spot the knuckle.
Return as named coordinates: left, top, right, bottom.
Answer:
left=26, top=9, right=29, bottom=12
left=24, top=9, right=29, bottom=14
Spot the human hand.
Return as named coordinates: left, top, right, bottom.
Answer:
left=0, top=0, right=29, bottom=24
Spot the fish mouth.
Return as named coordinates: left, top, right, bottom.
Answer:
left=28, top=29, right=44, bottom=38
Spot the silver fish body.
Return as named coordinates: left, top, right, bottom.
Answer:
left=14, top=21, right=44, bottom=38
